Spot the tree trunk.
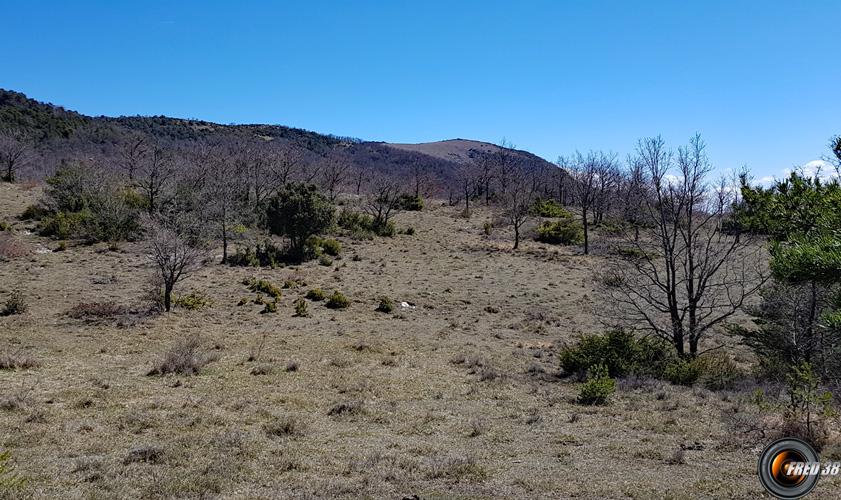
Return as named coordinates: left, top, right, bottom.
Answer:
left=164, top=283, right=173, bottom=312
left=513, top=225, right=520, bottom=250
left=221, top=227, right=228, bottom=264
left=582, top=210, right=589, bottom=255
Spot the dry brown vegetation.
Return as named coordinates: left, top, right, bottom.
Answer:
left=3, top=183, right=841, bottom=498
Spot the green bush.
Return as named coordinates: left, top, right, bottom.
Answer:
left=695, top=352, right=745, bottom=390
left=261, top=299, right=278, bottom=314
left=320, top=238, right=342, bottom=256
left=246, top=278, right=282, bottom=299
left=40, top=162, right=141, bottom=242
left=38, top=210, right=91, bottom=239
left=21, top=204, right=48, bottom=221
left=294, top=298, right=309, bottom=317
left=318, top=254, right=333, bottom=267
left=0, top=221, right=10, bottom=232
left=483, top=222, right=493, bottom=235
left=305, top=288, right=326, bottom=301
left=373, top=219, right=396, bottom=237
left=397, top=194, right=424, bottom=211
left=326, top=291, right=349, bottom=309
left=530, top=198, right=572, bottom=218
left=664, top=359, right=701, bottom=386
left=338, top=209, right=373, bottom=231
left=577, top=364, right=615, bottom=405
left=559, top=331, right=675, bottom=379
left=173, top=291, right=213, bottom=310
left=536, top=219, right=584, bottom=245
left=376, top=296, right=395, bottom=313
left=228, top=241, right=286, bottom=268
left=266, top=183, right=335, bottom=260
left=283, top=278, right=306, bottom=289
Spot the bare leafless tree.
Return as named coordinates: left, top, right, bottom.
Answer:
left=205, top=145, right=247, bottom=264
left=365, top=175, right=401, bottom=230
left=604, top=135, right=768, bottom=356
left=592, top=153, right=621, bottom=224
left=408, top=158, right=429, bottom=198
left=0, top=129, right=32, bottom=183
left=621, top=154, right=648, bottom=242
left=146, top=215, right=206, bottom=312
left=119, top=135, right=147, bottom=182
left=135, top=144, right=177, bottom=214
left=501, top=164, right=535, bottom=250
left=352, top=162, right=372, bottom=196
left=491, top=139, right=518, bottom=198
left=319, top=156, right=350, bottom=202
left=564, top=151, right=602, bottom=254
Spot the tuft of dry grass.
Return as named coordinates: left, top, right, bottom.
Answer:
left=0, top=348, right=38, bottom=370
left=146, top=336, right=219, bottom=376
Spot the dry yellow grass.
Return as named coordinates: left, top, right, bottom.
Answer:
left=2, top=182, right=841, bottom=498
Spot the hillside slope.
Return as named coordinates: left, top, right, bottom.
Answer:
left=0, top=89, right=556, bottom=184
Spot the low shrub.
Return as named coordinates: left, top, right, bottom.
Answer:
left=404, top=227, right=415, bottom=236
left=595, top=219, right=627, bottom=235
left=305, top=288, right=326, bottom=301
left=172, top=291, right=213, bottom=310
left=0, top=348, right=39, bottom=370
left=559, top=330, right=675, bottom=379
left=326, top=291, right=349, bottom=309
left=261, top=300, right=278, bottom=314
left=228, top=241, right=286, bottom=268
left=318, top=254, right=333, bottom=267
left=373, top=219, right=396, bottom=237
left=483, top=221, right=493, bottom=235
left=320, top=238, right=342, bottom=256
left=245, top=278, right=282, bottom=299
left=664, top=359, right=701, bottom=386
left=283, top=277, right=306, bottom=289
left=397, top=194, right=424, bottom=211
left=376, top=296, right=395, bottom=313
left=0, top=221, right=10, bottom=232
left=530, top=198, right=572, bottom=218
left=0, top=234, right=29, bottom=260
left=294, top=298, right=309, bottom=317
left=38, top=210, right=91, bottom=239
left=67, top=301, right=128, bottom=319
left=0, top=450, right=25, bottom=493
left=1, top=290, right=27, bottom=316
left=695, top=352, right=745, bottom=390
left=263, top=416, right=300, bottom=437
left=147, top=336, right=218, bottom=376
left=536, top=219, right=584, bottom=245
left=577, top=364, right=615, bottom=405
left=21, top=204, right=48, bottom=220
left=338, top=209, right=375, bottom=232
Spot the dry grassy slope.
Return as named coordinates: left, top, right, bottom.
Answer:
left=1, top=184, right=839, bottom=499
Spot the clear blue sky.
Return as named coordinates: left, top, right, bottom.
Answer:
left=2, top=1, right=839, bottom=179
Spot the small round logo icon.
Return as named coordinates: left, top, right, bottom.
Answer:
left=758, top=438, right=820, bottom=498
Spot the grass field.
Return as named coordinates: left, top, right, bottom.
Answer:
left=2, top=182, right=838, bottom=499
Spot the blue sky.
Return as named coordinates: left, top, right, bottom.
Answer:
left=2, top=1, right=839, bottom=179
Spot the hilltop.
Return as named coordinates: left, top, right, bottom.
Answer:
left=0, top=89, right=557, bottom=185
